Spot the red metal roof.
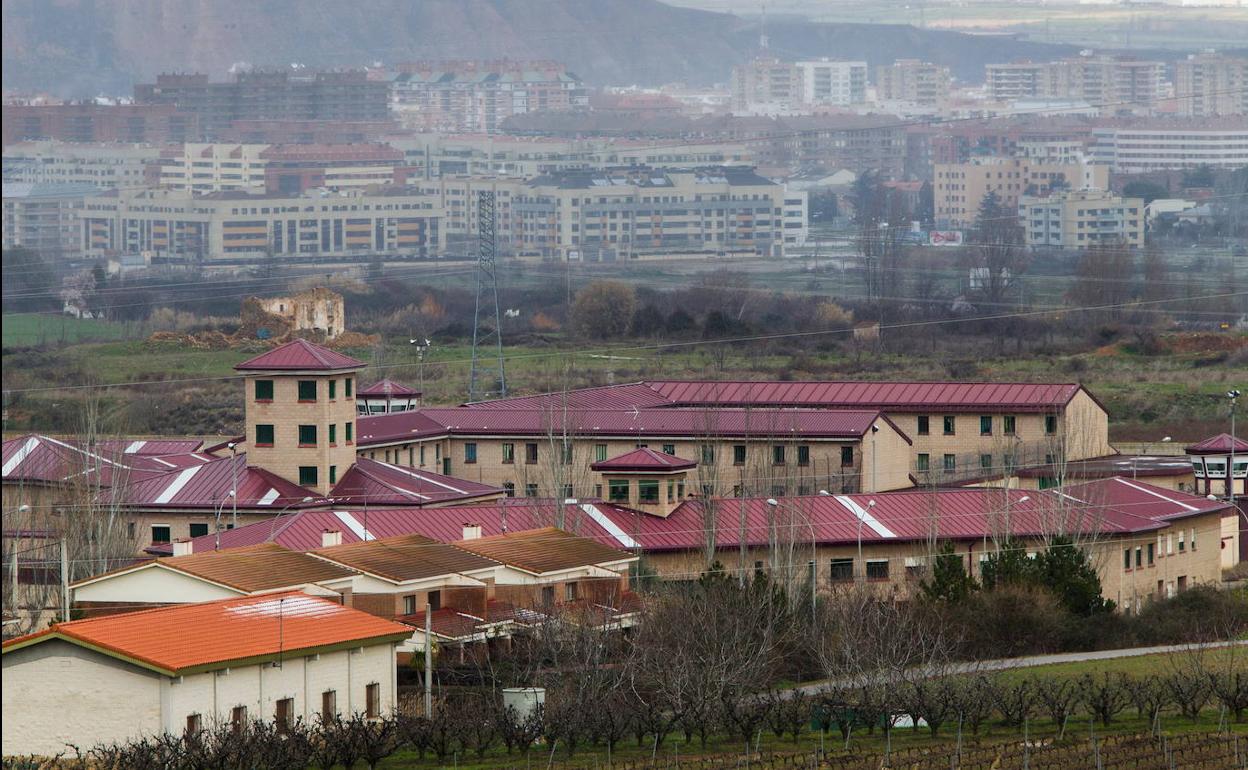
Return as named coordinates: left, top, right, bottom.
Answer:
left=94, top=439, right=205, bottom=456
left=591, top=447, right=697, bottom=472
left=109, top=453, right=326, bottom=510
left=646, top=380, right=1087, bottom=413
left=462, top=382, right=671, bottom=411
left=1185, top=433, right=1248, bottom=455
left=358, top=407, right=894, bottom=447
left=329, top=457, right=502, bottom=506
left=234, top=339, right=365, bottom=372
left=2, top=592, right=411, bottom=675
left=357, top=378, right=421, bottom=397
left=2, top=434, right=180, bottom=488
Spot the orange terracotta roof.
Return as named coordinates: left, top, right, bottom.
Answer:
left=3, top=592, right=411, bottom=675
left=313, top=534, right=499, bottom=583
left=454, top=527, right=635, bottom=574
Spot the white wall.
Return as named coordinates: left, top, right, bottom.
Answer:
left=2, top=640, right=162, bottom=757
left=73, top=566, right=242, bottom=605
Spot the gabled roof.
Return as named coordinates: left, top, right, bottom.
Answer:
left=329, top=458, right=502, bottom=506
left=313, top=534, right=499, bottom=583
left=93, top=439, right=205, bottom=456
left=1186, top=433, right=1248, bottom=455
left=2, top=434, right=192, bottom=488
left=454, top=527, right=636, bottom=575
left=591, top=447, right=696, bottom=472
left=358, top=379, right=420, bottom=397
left=2, top=592, right=411, bottom=676
left=234, top=338, right=365, bottom=372
left=72, top=543, right=356, bottom=593
left=107, top=453, right=325, bottom=510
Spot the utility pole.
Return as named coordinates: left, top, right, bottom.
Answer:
left=469, top=189, right=507, bottom=401
left=60, top=539, right=69, bottom=623
left=424, top=603, right=433, bottom=716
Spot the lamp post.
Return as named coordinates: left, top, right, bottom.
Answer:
left=767, top=497, right=818, bottom=627
left=410, top=338, right=431, bottom=396
left=228, top=442, right=238, bottom=529
left=1229, top=390, right=1240, bottom=506
left=214, top=491, right=235, bottom=551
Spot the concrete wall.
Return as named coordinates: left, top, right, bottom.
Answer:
left=2, top=640, right=163, bottom=757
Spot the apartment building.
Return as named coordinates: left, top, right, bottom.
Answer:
left=156, top=143, right=406, bottom=195
left=782, top=190, right=810, bottom=246
left=79, top=185, right=443, bottom=262
left=1089, top=120, right=1248, bottom=171
left=2, top=142, right=162, bottom=189
left=1174, top=53, right=1248, bottom=117
left=933, top=155, right=1110, bottom=228
left=1, top=182, right=100, bottom=259
left=510, top=166, right=787, bottom=261
left=874, top=60, right=952, bottom=108
left=731, top=57, right=803, bottom=115
left=387, top=134, right=753, bottom=178
left=984, top=55, right=1165, bottom=111
left=796, top=59, right=868, bottom=107
left=134, top=71, right=390, bottom=139
left=1019, top=189, right=1144, bottom=249
left=391, top=60, right=588, bottom=134
left=1, top=104, right=200, bottom=147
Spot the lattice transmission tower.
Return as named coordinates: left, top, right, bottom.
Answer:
left=468, top=190, right=506, bottom=401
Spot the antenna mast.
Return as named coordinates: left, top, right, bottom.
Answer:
left=469, top=190, right=507, bottom=401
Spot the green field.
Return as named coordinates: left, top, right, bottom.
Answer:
left=2, top=313, right=133, bottom=348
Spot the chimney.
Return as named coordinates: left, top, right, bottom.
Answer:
left=462, top=523, right=482, bottom=541
left=321, top=529, right=342, bottom=548
left=172, top=539, right=193, bottom=557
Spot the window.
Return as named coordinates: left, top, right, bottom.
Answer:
left=502, top=443, right=515, bottom=464
left=561, top=444, right=573, bottom=465
left=329, top=465, right=337, bottom=485
left=525, top=483, right=538, bottom=497
left=365, top=683, right=381, bottom=719
left=1190, top=528, right=1196, bottom=550
left=427, top=590, right=441, bottom=611
left=185, top=714, right=202, bottom=736
left=1135, top=546, right=1143, bottom=568
left=1045, top=414, right=1058, bottom=434
left=797, top=445, right=810, bottom=467
left=276, top=698, right=295, bottom=733
left=917, top=415, right=930, bottom=435
left=255, top=423, right=275, bottom=446
left=772, top=445, right=786, bottom=465
left=503, top=482, right=515, bottom=497
left=231, top=706, right=247, bottom=734
left=733, top=445, right=746, bottom=466
left=254, top=380, right=274, bottom=401
left=298, top=425, right=317, bottom=446
left=943, top=454, right=956, bottom=474
left=980, top=454, right=993, bottom=471
left=328, top=380, right=337, bottom=400
left=190, top=523, right=209, bottom=538
left=564, top=582, right=578, bottom=602
left=662, top=444, right=676, bottom=456
left=403, top=595, right=417, bottom=615
left=830, top=558, right=854, bottom=582
left=980, top=416, right=993, bottom=436
left=701, top=445, right=715, bottom=465
left=344, top=378, right=352, bottom=397
left=916, top=453, right=930, bottom=472
left=1003, top=415, right=1017, bottom=435
left=1147, top=543, right=1155, bottom=565
left=298, top=380, right=317, bottom=402
left=841, top=446, right=854, bottom=467
left=1178, top=531, right=1186, bottom=552
left=609, top=480, right=630, bottom=503
left=594, top=444, right=608, bottom=462
left=328, top=424, right=337, bottom=445
left=151, top=525, right=171, bottom=544
left=541, top=586, right=556, bottom=606
left=464, top=443, right=477, bottom=464
left=321, top=691, right=337, bottom=725
left=943, top=416, right=956, bottom=435
left=638, top=480, right=660, bottom=504
left=525, top=443, right=538, bottom=464
left=866, top=560, right=890, bottom=581
left=127, top=522, right=136, bottom=539
left=345, top=422, right=353, bottom=443
left=299, top=466, right=318, bottom=486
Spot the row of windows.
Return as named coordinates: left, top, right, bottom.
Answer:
left=916, top=452, right=1055, bottom=474
left=916, top=414, right=1059, bottom=436
left=1123, top=528, right=1197, bottom=570
left=186, top=683, right=382, bottom=738
left=255, top=378, right=354, bottom=402
left=255, top=422, right=353, bottom=447
left=466, top=441, right=844, bottom=467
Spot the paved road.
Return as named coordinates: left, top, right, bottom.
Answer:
left=795, top=639, right=1248, bottom=694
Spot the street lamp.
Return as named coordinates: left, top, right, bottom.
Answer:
left=410, top=338, right=432, bottom=395
left=767, top=497, right=818, bottom=626
left=1229, top=390, right=1241, bottom=506
left=214, top=491, right=235, bottom=551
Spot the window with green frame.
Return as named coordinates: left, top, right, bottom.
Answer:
left=1045, top=414, right=1057, bottom=434
left=980, top=454, right=993, bottom=470
left=501, top=443, right=515, bottom=463
left=608, top=480, right=630, bottom=503
left=1003, top=415, right=1017, bottom=434
left=298, top=466, right=318, bottom=486
left=329, top=465, right=337, bottom=485
left=916, top=453, right=930, bottom=472
left=662, top=443, right=676, bottom=456
left=637, top=480, right=659, bottom=504
left=980, top=416, right=992, bottom=436
left=943, top=454, right=956, bottom=473
left=328, top=424, right=336, bottom=445
left=254, top=380, right=274, bottom=401
left=344, top=378, right=353, bottom=398
left=328, top=380, right=337, bottom=399
left=297, top=380, right=317, bottom=401
left=344, top=422, right=353, bottom=443
left=298, top=425, right=317, bottom=446
left=594, top=444, right=608, bottom=462
left=797, top=445, right=810, bottom=466
left=255, top=424, right=275, bottom=446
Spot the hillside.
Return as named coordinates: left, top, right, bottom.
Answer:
left=1, top=0, right=1084, bottom=97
